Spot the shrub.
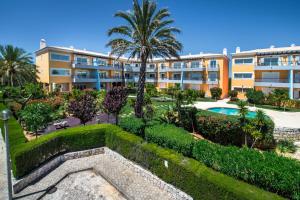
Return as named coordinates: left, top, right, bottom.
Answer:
left=145, top=83, right=158, bottom=97
left=196, top=90, right=205, bottom=98
left=178, top=107, right=198, bottom=132
left=20, top=102, right=53, bottom=138
left=145, top=124, right=194, bottom=156
left=267, top=89, right=289, bottom=108
left=119, top=116, right=145, bottom=137
left=210, top=87, right=222, bottom=99
left=277, top=139, right=297, bottom=153
left=229, top=90, right=238, bottom=101
left=246, top=89, right=265, bottom=104
left=107, top=127, right=284, bottom=200
left=197, top=109, right=275, bottom=148
left=68, top=93, right=97, bottom=125
left=193, top=140, right=300, bottom=200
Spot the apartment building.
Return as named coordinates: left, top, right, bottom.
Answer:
left=35, top=39, right=229, bottom=98
left=231, top=45, right=300, bottom=99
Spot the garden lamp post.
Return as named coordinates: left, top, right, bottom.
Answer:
left=1, top=109, right=12, bottom=200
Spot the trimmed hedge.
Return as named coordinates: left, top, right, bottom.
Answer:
left=193, top=140, right=300, bottom=200
left=106, top=127, right=283, bottom=200
left=11, top=124, right=107, bottom=178
left=145, top=124, right=194, bottom=156
left=119, top=116, right=145, bottom=136
left=0, top=103, right=27, bottom=148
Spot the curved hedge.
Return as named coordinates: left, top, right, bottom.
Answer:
left=10, top=124, right=283, bottom=200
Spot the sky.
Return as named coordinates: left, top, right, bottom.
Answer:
left=1, top=0, right=300, bottom=57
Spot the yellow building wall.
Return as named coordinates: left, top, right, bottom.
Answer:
left=36, top=52, right=50, bottom=83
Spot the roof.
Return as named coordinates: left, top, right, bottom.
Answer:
left=232, top=45, right=300, bottom=57
left=35, top=46, right=228, bottom=61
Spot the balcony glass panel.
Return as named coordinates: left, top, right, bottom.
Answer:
left=93, top=58, right=107, bottom=66
left=191, top=61, right=201, bottom=68
left=173, top=62, right=181, bottom=69
left=76, top=57, right=88, bottom=65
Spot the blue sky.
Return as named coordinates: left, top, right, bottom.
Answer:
left=1, top=0, right=300, bottom=56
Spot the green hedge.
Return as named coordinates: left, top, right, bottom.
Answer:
left=145, top=124, right=194, bottom=156
left=106, top=127, right=283, bottom=200
left=193, top=140, right=300, bottom=200
left=119, top=116, right=145, bottom=136
left=0, top=103, right=27, bottom=148
left=11, top=124, right=107, bottom=178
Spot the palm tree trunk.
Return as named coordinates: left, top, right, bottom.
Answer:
left=135, top=59, right=146, bottom=118
left=121, top=63, right=125, bottom=87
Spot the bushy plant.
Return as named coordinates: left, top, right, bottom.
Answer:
left=178, top=107, right=198, bottom=132
left=20, top=102, right=53, bottom=138
left=145, top=83, right=158, bottom=97
left=145, top=124, right=194, bottom=156
left=277, top=140, right=297, bottom=153
left=246, top=89, right=265, bottom=104
left=103, top=87, right=128, bottom=125
left=193, top=140, right=300, bottom=200
left=119, top=116, right=145, bottom=137
left=196, top=90, right=205, bottom=98
left=68, top=93, right=97, bottom=125
left=210, top=87, right=222, bottom=99
left=268, top=89, right=289, bottom=109
left=228, top=90, right=238, bottom=101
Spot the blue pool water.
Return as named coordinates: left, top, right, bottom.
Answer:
left=207, top=107, right=257, bottom=118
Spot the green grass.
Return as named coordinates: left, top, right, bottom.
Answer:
left=228, top=101, right=300, bottom=112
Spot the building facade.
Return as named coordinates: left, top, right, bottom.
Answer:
left=231, top=45, right=300, bottom=99
left=36, top=40, right=229, bottom=98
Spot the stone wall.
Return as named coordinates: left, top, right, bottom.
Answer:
left=273, top=127, right=300, bottom=141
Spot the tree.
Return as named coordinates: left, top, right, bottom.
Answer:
left=246, top=89, right=264, bottom=105
left=145, top=83, right=158, bottom=97
left=0, top=45, right=37, bottom=87
left=237, top=100, right=249, bottom=146
left=270, top=89, right=289, bottom=109
left=103, top=87, right=128, bottom=125
left=68, top=93, right=97, bottom=125
left=107, top=0, right=182, bottom=118
left=210, top=87, right=222, bottom=100
left=20, top=102, right=52, bottom=138
left=228, top=90, right=238, bottom=101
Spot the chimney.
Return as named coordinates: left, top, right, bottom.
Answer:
left=291, top=44, right=296, bottom=47
left=40, top=39, right=46, bottom=49
left=236, top=47, right=240, bottom=53
left=223, top=48, right=227, bottom=56
left=270, top=45, right=275, bottom=49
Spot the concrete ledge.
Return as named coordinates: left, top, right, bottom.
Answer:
left=13, top=147, right=105, bottom=193
left=274, top=127, right=300, bottom=141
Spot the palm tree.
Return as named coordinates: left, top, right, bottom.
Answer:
left=107, top=0, right=182, bottom=117
left=0, top=45, right=37, bottom=87
left=237, top=100, right=249, bottom=146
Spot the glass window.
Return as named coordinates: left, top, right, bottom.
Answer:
left=75, top=71, right=88, bottom=78
left=149, top=64, right=155, bottom=68
left=76, top=57, right=88, bottom=65
left=210, top=60, right=217, bottom=67
left=234, top=58, right=253, bottom=64
left=233, top=73, right=253, bottom=79
left=191, top=61, right=200, bottom=68
left=93, top=58, right=107, bottom=66
left=50, top=68, right=71, bottom=76
left=50, top=53, right=70, bottom=62
left=261, top=57, right=279, bottom=66
left=233, top=87, right=251, bottom=93
left=208, top=72, right=218, bottom=80
left=173, top=62, right=181, bottom=68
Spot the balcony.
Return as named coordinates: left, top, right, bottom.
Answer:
left=255, top=61, right=294, bottom=70
left=206, top=79, right=219, bottom=84
left=183, top=78, right=204, bottom=84
left=146, top=67, right=157, bottom=72
left=72, top=75, right=97, bottom=83
left=99, top=76, right=122, bottom=82
left=254, top=78, right=289, bottom=88
left=72, top=61, right=123, bottom=71
left=207, top=65, right=219, bottom=71
left=146, top=77, right=157, bottom=82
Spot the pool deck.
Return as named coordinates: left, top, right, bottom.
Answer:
left=193, top=99, right=300, bottom=129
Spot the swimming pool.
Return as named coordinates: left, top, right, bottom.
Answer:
left=207, top=107, right=257, bottom=118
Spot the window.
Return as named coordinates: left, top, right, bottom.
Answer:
left=209, top=60, right=217, bottom=67
left=260, top=57, right=278, bottom=66
left=50, top=68, right=71, bottom=76
left=234, top=58, right=253, bottom=64
left=75, top=71, right=89, bottom=78
left=76, top=57, right=88, bottom=65
left=208, top=72, right=218, bottom=81
left=50, top=53, right=70, bottom=62
left=233, top=73, right=253, bottom=79
left=149, top=64, right=155, bottom=68
left=173, top=62, right=181, bottom=68
left=233, top=87, right=251, bottom=93
left=191, top=73, right=202, bottom=80
left=173, top=73, right=181, bottom=80
left=191, top=61, right=200, bottom=68
left=93, top=58, right=107, bottom=66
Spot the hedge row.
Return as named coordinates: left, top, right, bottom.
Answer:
left=11, top=124, right=106, bottom=178
left=0, top=103, right=27, bottom=148
left=106, top=126, right=283, bottom=200
left=10, top=124, right=283, bottom=199
left=145, top=124, right=194, bottom=156
left=193, top=140, right=300, bottom=200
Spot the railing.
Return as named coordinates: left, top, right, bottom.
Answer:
left=256, top=61, right=293, bottom=66
left=294, top=79, right=300, bottom=83
left=255, top=78, right=289, bottom=83
left=207, top=64, right=219, bottom=71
